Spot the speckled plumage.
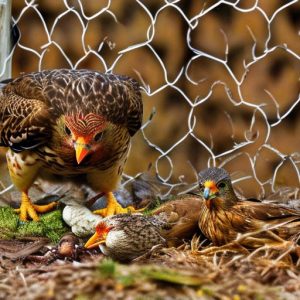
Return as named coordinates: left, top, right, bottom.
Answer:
left=198, top=167, right=300, bottom=247
left=96, top=214, right=168, bottom=261
left=0, top=69, right=143, bottom=220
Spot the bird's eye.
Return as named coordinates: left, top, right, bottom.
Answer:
left=65, top=125, right=71, bottom=136
left=94, top=132, right=103, bottom=142
left=217, top=182, right=226, bottom=189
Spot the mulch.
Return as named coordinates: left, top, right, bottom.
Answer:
left=0, top=233, right=299, bottom=300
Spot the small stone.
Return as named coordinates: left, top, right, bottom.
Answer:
left=62, top=204, right=102, bottom=237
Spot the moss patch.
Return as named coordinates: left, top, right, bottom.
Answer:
left=0, top=207, right=19, bottom=239
left=0, top=207, right=69, bottom=243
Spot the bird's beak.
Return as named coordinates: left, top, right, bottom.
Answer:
left=203, top=180, right=218, bottom=208
left=203, top=187, right=211, bottom=200
left=84, top=231, right=106, bottom=249
left=74, top=136, right=91, bottom=164
left=85, top=223, right=113, bottom=249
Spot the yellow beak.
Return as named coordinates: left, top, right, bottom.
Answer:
left=85, top=231, right=106, bottom=249
left=74, top=137, right=91, bottom=164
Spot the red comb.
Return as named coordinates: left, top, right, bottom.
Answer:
left=96, top=222, right=112, bottom=236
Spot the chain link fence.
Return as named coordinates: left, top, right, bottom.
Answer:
left=1, top=0, right=300, bottom=199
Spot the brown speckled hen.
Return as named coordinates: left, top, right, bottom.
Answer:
left=85, top=214, right=168, bottom=262
left=0, top=69, right=143, bottom=221
left=197, top=167, right=300, bottom=247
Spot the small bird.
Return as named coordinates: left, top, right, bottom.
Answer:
left=85, top=195, right=204, bottom=261
left=0, top=69, right=143, bottom=221
left=197, top=167, right=300, bottom=247
left=85, top=214, right=168, bottom=261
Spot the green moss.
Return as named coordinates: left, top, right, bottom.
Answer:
left=16, top=221, right=45, bottom=237
left=0, top=207, right=19, bottom=231
left=46, top=227, right=68, bottom=243
left=0, top=206, right=69, bottom=242
left=40, top=210, right=68, bottom=242
left=40, top=209, right=65, bottom=229
left=0, top=207, right=20, bottom=239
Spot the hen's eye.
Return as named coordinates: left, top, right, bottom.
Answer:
left=94, top=132, right=103, bottom=142
left=217, top=182, right=226, bottom=189
left=65, top=126, right=71, bottom=136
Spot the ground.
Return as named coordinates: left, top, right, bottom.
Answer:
left=0, top=215, right=299, bottom=300
left=0, top=175, right=299, bottom=300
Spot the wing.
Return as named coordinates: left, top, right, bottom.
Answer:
left=0, top=76, right=51, bottom=152
left=87, top=73, right=143, bottom=136
left=124, top=77, right=143, bottom=136
left=234, top=201, right=300, bottom=222
left=229, top=201, right=300, bottom=244
left=152, top=195, right=204, bottom=239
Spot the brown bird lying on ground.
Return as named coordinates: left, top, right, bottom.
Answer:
left=197, top=167, right=300, bottom=247
left=0, top=69, right=143, bottom=221
left=85, top=195, right=204, bottom=261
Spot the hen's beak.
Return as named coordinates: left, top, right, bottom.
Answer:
left=84, top=232, right=106, bottom=249
left=74, top=136, right=91, bottom=164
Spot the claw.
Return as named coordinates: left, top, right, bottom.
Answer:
left=93, top=192, right=145, bottom=217
left=14, top=192, right=57, bottom=221
left=93, top=208, right=108, bottom=217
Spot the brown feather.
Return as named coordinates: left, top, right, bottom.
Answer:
left=152, top=195, right=204, bottom=242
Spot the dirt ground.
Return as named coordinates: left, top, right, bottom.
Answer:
left=0, top=225, right=299, bottom=300
left=0, top=158, right=300, bottom=299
